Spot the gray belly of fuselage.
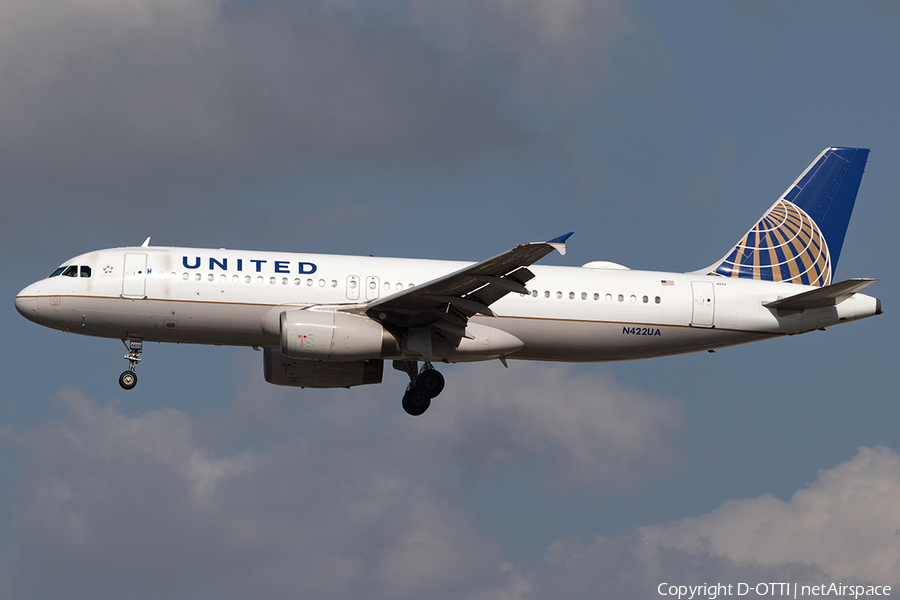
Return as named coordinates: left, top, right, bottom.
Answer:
left=480, top=316, right=776, bottom=362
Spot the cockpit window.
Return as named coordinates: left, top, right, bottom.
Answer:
left=50, top=265, right=91, bottom=277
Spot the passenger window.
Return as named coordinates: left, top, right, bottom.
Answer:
left=49, top=267, right=66, bottom=278
left=655, top=296, right=661, bottom=304
left=544, top=291, right=550, bottom=298
left=532, top=290, right=538, bottom=297
left=62, top=266, right=78, bottom=277
left=642, top=295, right=648, bottom=303
left=618, top=294, right=624, bottom=302
left=581, top=292, right=587, bottom=300
left=593, top=293, right=599, bottom=301
left=556, top=291, right=563, bottom=299
left=80, top=266, right=92, bottom=277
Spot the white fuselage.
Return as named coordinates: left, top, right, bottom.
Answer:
left=14, top=245, right=881, bottom=363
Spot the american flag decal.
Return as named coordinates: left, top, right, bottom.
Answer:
left=661, top=280, right=675, bottom=286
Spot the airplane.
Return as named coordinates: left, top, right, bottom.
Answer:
left=15, top=147, right=881, bottom=415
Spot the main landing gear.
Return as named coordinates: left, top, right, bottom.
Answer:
left=396, top=361, right=445, bottom=416
left=119, top=338, right=142, bottom=390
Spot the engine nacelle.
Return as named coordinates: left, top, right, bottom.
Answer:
left=280, top=309, right=398, bottom=361
left=263, top=348, right=383, bottom=388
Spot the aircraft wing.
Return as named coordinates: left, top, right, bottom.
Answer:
left=358, top=233, right=573, bottom=337
left=763, top=278, right=879, bottom=311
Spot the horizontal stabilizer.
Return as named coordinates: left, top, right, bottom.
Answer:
left=763, top=278, right=878, bottom=311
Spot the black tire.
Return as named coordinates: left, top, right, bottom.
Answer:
left=415, top=369, right=445, bottom=399
left=402, top=388, right=431, bottom=416
left=119, top=371, right=137, bottom=390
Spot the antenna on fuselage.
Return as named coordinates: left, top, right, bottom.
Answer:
left=141, top=237, right=151, bottom=247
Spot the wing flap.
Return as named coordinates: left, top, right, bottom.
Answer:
left=763, top=278, right=879, bottom=311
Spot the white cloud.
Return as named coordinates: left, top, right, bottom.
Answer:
left=2, top=362, right=683, bottom=599
left=533, top=445, right=900, bottom=599
left=7, top=368, right=899, bottom=599
left=637, top=445, right=900, bottom=582
left=6, top=386, right=524, bottom=599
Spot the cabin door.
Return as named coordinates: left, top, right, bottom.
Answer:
left=690, top=281, right=715, bottom=328
left=122, top=253, right=148, bottom=299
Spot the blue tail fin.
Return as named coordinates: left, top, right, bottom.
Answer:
left=703, top=147, right=869, bottom=286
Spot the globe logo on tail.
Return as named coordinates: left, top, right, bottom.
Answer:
left=709, top=199, right=831, bottom=287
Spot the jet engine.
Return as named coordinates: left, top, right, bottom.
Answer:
left=263, top=348, right=383, bottom=388
left=280, top=309, right=399, bottom=361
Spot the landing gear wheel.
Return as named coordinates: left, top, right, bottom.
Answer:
left=119, top=370, right=137, bottom=390
left=415, top=368, right=444, bottom=399
left=402, top=387, right=431, bottom=416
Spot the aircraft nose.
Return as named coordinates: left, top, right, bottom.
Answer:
left=15, top=283, right=40, bottom=320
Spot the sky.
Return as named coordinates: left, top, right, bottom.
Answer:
left=1, top=1, right=898, bottom=598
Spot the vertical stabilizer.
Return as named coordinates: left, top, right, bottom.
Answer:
left=701, top=147, right=869, bottom=286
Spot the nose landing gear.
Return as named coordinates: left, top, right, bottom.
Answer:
left=395, top=361, right=445, bottom=416
left=119, top=338, right=142, bottom=390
